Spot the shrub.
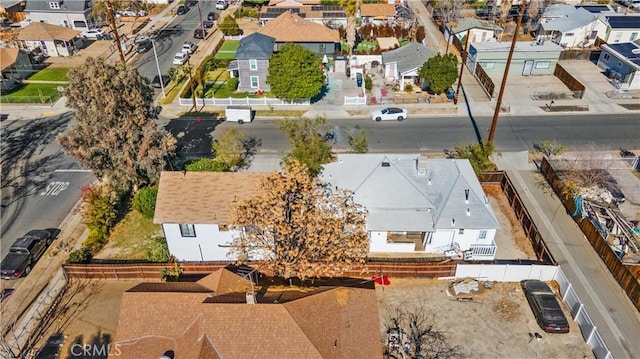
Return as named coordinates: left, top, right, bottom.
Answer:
left=364, top=76, right=373, bottom=92
left=185, top=158, right=227, bottom=172
left=147, top=236, right=171, bottom=262
left=404, top=84, right=413, bottom=92
left=82, top=232, right=108, bottom=254
left=82, top=185, right=121, bottom=242
left=133, top=186, right=158, bottom=219
left=226, top=77, right=239, bottom=91
left=67, top=248, right=92, bottom=264
left=161, top=261, right=183, bottom=282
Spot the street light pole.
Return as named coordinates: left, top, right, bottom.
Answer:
left=151, top=38, right=166, bottom=98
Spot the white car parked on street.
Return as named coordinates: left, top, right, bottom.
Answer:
left=81, top=28, right=106, bottom=39
left=181, top=42, right=197, bottom=54
left=369, top=107, right=408, bottom=121
left=173, top=52, right=189, bottom=65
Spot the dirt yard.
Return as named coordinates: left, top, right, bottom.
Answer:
left=377, top=278, right=593, bottom=359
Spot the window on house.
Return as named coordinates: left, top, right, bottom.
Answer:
left=535, top=61, right=550, bottom=69
left=479, top=62, right=495, bottom=69
left=603, top=53, right=610, bottom=61
left=250, top=76, right=259, bottom=88
left=479, top=230, right=487, bottom=240
left=459, top=229, right=465, bottom=235
left=631, top=33, right=638, bottom=41
left=424, top=232, right=433, bottom=245
left=249, top=59, right=257, bottom=70
left=179, top=224, right=196, bottom=237
left=320, top=43, right=326, bottom=53
left=49, top=2, right=60, bottom=9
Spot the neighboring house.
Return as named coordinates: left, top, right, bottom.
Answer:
left=446, top=18, right=504, bottom=44
left=536, top=4, right=604, bottom=48
left=229, top=32, right=275, bottom=92
left=24, top=0, right=96, bottom=31
left=574, top=4, right=615, bottom=15
left=360, top=3, right=396, bottom=25
left=597, top=39, right=640, bottom=90
left=112, top=266, right=383, bottom=358
left=0, top=0, right=27, bottom=23
left=17, top=22, right=82, bottom=57
left=257, top=12, right=340, bottom=55
left=381, top=42, right=437, bottom=90
left=467, top=41, right=563, bottom=76
left=0, top=48, right=32, bottom=91
left=600, top=15, right=640, bottom=44
left=259, top=5, right=347, bottom=28
left=154, top=171, right=262, bottom=262
left=320, top=154, right=500, bottom=260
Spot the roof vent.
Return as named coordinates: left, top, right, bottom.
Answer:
left=464, top=189, right=470, bottom=203
left=451, top=218, right=455, bottom=226
left=466, top=208, right=471, bottom=216
left=381, top=161, right=391, bottom=167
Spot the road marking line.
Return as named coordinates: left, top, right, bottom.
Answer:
left=54, top=169, right=93, bottom=173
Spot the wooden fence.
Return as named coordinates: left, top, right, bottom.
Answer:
left=540, top=158, right=640, bottom=311
left=553, top=63, right=586, bottom=99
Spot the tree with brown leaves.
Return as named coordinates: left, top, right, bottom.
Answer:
left=231, top=160, right=368, bottom=280
left=58, top=57, right=176, bottom=192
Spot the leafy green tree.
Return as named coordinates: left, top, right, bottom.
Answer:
left=213, top=128, right=247, bottom=170
left=185, top=158, right=227, bottom=172
left=58, top=57, right=176, bottom=192
left=453, top=142, right=496, bottom=175
left=347, top=128, right=368, bottom=153
left=279, top=116, right=333, bottom=177
left=133, top=186, right=158, bottom=219
left=267, top=43, right=325, bottom=101
left=220, top=15, right=241, bottom=36
left=418, top=53, right=458, bottom=94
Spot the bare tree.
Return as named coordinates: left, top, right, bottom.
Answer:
left=384, top=301, right=461, bottom=359
left=437, top=0, right=464, bottom=26
left=230, top=160, right=368, bottom=280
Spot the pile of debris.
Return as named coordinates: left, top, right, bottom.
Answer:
left=447, top=278, right=491, bottom=301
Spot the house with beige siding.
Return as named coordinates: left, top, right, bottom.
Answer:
left=257, top=12, right=341, bottom=55
left=17, top=22, right=82, bottom=57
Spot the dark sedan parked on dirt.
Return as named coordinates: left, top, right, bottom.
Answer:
left=522, top=280, right=570, bottom=333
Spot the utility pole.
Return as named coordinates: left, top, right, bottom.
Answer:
left=487, top=1, right=527, bottom=143
left=196, top=0, right=205, bottom=38
left=105, top=0, right=125, bottom=63
left=453, top=28, right=471, bottom=105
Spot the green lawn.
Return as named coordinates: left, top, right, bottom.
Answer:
left=215, top=51, right=237, bottom=60
left=340, top=40, right=379, bottom=52
left=0, top=83, right=66, bottom=104
left=206, top=69, right=230, bottom=82
left=219, top=40, right=240, bottom=52
left=29, top=68, right=70, bottom=81
left=97, top=210, right=163, bottom=260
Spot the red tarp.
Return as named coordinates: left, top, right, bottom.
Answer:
left=372, top=276, right=390, bottom=285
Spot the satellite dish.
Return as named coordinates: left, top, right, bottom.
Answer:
left=57, top=86, right=65, bottom=93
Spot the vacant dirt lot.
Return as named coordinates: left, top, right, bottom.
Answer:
left=377, top=278, right=593, bottom=359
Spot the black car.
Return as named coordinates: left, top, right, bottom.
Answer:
left=176, top=5, right=189, bottom=14
left=193, top=28, right=207, bottom=39
left=136, top=39, right=152, bottom=53
left=151, top=75, right=171, bottom=89
left=207, top=11, right=217, bottom=21
left=202, top=21, right=214, bottom=29
left=522, top=280, right=570, bottom=334
left=186, top=0, right=198, bottom=7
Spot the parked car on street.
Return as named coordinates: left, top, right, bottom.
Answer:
left=522, top=280, right=570, bottom=333
left=151, top=75, right=171, bottom=89
left=81, top=28, right=106, bottom=39
left=0, top=230, right=52, bottom=280
left=186, top=0, right=198, bottom=7
left=202, top=21, right=215, bottom=29
left=207, top=11, right=218, bottom=21
left=181, top=41, right=197, bottom=54
left=369, top=107, right=408, bottom=121
left=176, top=5, right=189, bottom=14
left=173, top=52, right=189, bottom=65
left=216, top=0, right=229, bottom=10
left=193, top=28, right=207, bottom=39
left=137, top=39, right=153, bottom=53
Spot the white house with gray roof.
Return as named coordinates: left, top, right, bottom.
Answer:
left=381, top=43, right=437, bottom=90
left=447, top=18, right=504, bottom=44
left=536, top=4, right=607, bottom=48
left=24, top=0, right=96, bottom=30
left=320, top=154, right=500, bottom=260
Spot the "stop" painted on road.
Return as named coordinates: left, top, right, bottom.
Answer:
left=40, top=181, right=69, bottom=196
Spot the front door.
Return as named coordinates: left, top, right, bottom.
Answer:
left=523, top=60, right=534, bottom=76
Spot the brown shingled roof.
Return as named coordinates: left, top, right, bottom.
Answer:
left=17, top=22, right=80, bottom=41
left=0, top=48, right=19, bottom=71
left=258, top=12, right=340, bottom=43
left=153, top=171, right=263, bottom=225
left=113, top=269, right=383, bottom=359
left=196, top=268, right=253, bottom=293
left=360, top=3, right=397, bottom=17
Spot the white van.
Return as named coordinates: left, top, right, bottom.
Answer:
left=216, top=0, right=229, bottom=10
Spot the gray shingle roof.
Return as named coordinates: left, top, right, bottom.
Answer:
left=235, top=32, right=276, bottom=60
left=451, top=18, right=503, bottom=34
left=320, top=154, right=499, bottom=231
left=381, top=42, right=437, bottom=74
left=540, top=7, right=596, bottom=32
left=25, top=0, right=91, bottom=12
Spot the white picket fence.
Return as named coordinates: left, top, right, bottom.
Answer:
left=178, top=97, right=310, bottom=107
left=454, top=264, right=613, bottom=359
left=344, top=96, right=367, bottom=105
